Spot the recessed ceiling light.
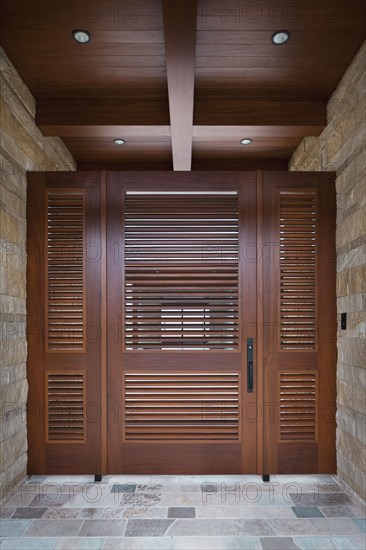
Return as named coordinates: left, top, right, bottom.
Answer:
left=113, top=139, right=126, bottom=145
left=240, top=138, right=252, bottom=145
left=271, top=30, right=290, bottom=45
left=72, top=30, right=91, bottom=43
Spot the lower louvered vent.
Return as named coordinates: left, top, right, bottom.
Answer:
left=47, top=372, right=85, bottom=442
left=279, top=371, right=317, bottom=442
left=124, top=372, right=239, bottom=441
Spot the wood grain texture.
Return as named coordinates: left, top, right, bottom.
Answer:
left=106, top=170, right=257, bottom=474
left=262, top=171, right=336, bottom=474
left=27, top=172, right=102, bottom=475
left=163, top=0, right=197, bottom=170
left=27, top=170, right=336, bottom=475
left=1, top=0, right=364, bottom=165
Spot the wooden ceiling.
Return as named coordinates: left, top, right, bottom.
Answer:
left=1, top=0, right=365, bottom=170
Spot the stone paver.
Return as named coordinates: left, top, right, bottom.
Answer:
left=0, top=475, right=364, bottom=549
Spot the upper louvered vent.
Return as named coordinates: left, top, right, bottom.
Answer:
left=46, top=372, right=85, bottom=442
left=124, top=372, right=239, bottom=440
left=279, top=371, right=317, bottom=441
left=279, top=191, right=317, bottom=350
left=124, top=192, right=239, bottom=350
left=47, top=191, right=85, bottom=351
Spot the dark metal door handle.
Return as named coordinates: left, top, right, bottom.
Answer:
left=247, top=338, right=254, bottom=392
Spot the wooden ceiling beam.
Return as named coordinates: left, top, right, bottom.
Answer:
left=194, top=100, right=327, bottom=126
left=193, top=125, right=324, bottom=140
left=162, top=0, right=197, bottom=171
left=36, top=98, right=170, bottom=130
left=38, top=125, right=171, bottom=139
left=37, top=99, right=326, bottom=137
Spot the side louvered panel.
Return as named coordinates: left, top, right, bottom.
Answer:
left=279, top=371, right=317, bottom=442
left=279, top=190, right=317, bottom=350
left=46, top=191, right=85, bottom=351
left=46, top=372, right=86, bottom=442
left=124, top=372, right=240, bottom=440
left=124, top=193, right=239, bottom=350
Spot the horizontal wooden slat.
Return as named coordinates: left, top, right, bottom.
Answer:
left=124, top=372, right=239, bottom=441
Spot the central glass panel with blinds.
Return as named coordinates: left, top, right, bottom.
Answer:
left=124, top=192, right=239, bottom=350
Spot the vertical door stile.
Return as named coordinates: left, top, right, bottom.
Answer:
left=256, top=170, right=264, bottom=475
left=100, top=170, right=108, bottom=475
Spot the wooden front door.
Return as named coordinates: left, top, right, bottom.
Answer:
left=26, top=170, right=336, bottom=476
left=106, top=172, right=258, bottom=474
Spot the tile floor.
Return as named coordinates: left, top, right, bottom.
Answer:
left=1, top=475, right=365, bottom=549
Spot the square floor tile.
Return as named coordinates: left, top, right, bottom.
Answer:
left=29, top=476, right=48, bottom=483
left=331, top=536, right=364, bottom=550
left=167, top=518, right=237, bottom=537
left=29, top=495, right=70, bottom=507
left=54, top=537, right=103, bottom=549
left=136, top=484, right=162, bottom=493
left=168, top=507, right=195, bottom=518
left=234, top=519, right=275, bottom=536
left=0, top=538, right=57, bottom=549
left=0, top=508, right=15, bottom=518
left=290, top=493, right=351, bottom=506
left=320, top=506, right=355, bottom=518
left=124, top=519, right=174, bottom=537
left=110, top=484, right=136, bottom=494
left=260, top=537, right=301, bottom=550
left=12, top=507, right=47, bottom=519
left=309, top=518, right=360, bottom=536
left=23, top=519, right=83, bottom=537
left=351, top=535, right=366, bottom=550
left=292, top=537, right=334, bottom=550
left=78, top=520, right=127, bottom=537
left=352, top=519, right=366, bottom=534
left=43, top=508, right=80, bottom=519
left=268, top=519, right=312, bottom=536
left=0, top=520, right=32, bottom=537
left=292, top=507, right=324, bottom=518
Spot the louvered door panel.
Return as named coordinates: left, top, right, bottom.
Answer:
left=263, top=172, right=336, bottom=475
left=124, top=193, right=239, bottom=350
left=46, top=372, right=85, bottom=442
left=46, top=191, right=85, bottom=351
left=279, top=371, right=317, bottom=442
left=27, top=173, right=102, bottom=475
left=124, top=372, right=239, bottom=440
left=280, top=191, right=317, bottom=350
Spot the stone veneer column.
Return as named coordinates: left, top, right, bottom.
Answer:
left=0, top=47, right=76, bottom=502
left=289, top=42, right=366, bottom=500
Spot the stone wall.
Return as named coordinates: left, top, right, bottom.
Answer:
left=0, top=48, right=76, bottom=502
left=289, top=42, right=366, bottom=501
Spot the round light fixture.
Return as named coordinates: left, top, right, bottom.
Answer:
left=72, top=30, right=91, bottom=43
left=271, top=30, right=290, bottom=45
left=113, top=139, right=126, bottom=145
left=240, top=138, right=252, bottom=145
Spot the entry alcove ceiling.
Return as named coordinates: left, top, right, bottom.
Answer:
left=0, top=0, right=365, bottom=170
